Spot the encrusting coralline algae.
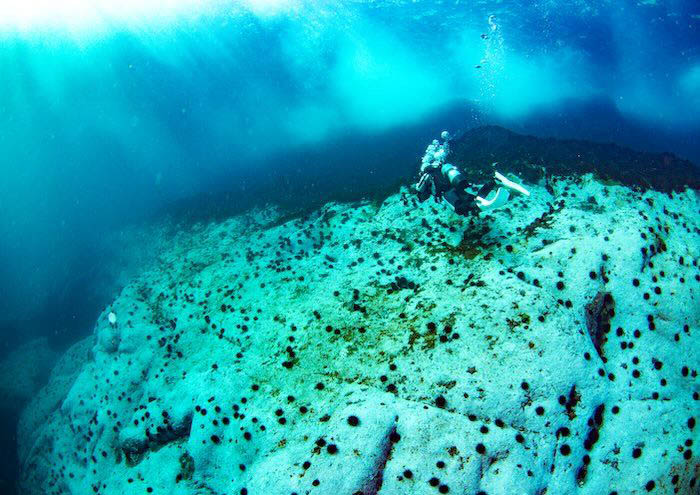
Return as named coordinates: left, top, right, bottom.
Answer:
left=17, top=138, right=700, bottom=494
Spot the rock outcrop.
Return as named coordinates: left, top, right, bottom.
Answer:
left=450, top=125, right=700, bottom=193
left=18, top=170, right=699, bottom=494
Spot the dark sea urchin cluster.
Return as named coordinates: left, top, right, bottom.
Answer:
left=17, top=130, right=699, bottom=495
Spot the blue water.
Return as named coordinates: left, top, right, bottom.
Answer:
left=0, top=1, right=698, bottom=488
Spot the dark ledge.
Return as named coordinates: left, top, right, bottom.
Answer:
left=449, top=125, right=700, bottom=193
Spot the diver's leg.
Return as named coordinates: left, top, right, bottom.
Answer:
left=444, top=189, right=476, bottom=216
left=476, top=179, right=497, bottom=198
left=415, top=173, right=433, bottom=202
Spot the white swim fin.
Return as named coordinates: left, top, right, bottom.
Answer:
left=494, top=171, right=530, bottom=196
left=476, top=188, right=510, bottom=210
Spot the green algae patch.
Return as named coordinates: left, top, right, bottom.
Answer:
left=506, top=313, right=531, bottom=331
left=178, top=452, right=195, bottom=481
left=577, top=196, right=606, bottom=214
left=405, top=321, right=439, bottom=352
left=523, top=202, right=564, bottom=239
left=427, top=224, right=492, bottom=260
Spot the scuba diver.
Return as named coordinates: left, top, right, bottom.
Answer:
left=414, top=131, right=530, bottom=216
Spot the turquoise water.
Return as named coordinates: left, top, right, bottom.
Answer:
left=1, top=1, right=698, bottom=331
left=0, top=1, right=698, bottom=493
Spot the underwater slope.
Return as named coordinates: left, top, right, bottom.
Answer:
left=18, top=151, right=699, bottom=494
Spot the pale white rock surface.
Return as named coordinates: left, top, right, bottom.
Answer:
left=17, top=337, right=93, bottom=465
left=18, top=176, right=699, bottom=495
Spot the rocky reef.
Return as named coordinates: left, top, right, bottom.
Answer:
left=17, top=131, right=700, bottom=495
left=450, top=126, right=700, bottom=193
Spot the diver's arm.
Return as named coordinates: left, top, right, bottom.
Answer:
left=415, top=172, right=434, bottom=202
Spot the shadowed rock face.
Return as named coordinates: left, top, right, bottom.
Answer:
left=0, top=338, right=58, bottom=409
left=0, top=338, right=60, bottom=495
left=151, top=124, right=698, bottom=233
left=584, top=291, right=615, bottom=362
left=449, top=125, right=700, bottom=192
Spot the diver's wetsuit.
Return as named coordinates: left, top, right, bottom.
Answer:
left=415, top=165, right=498, bottom=217
left=415, top=131, right=530, bottom=216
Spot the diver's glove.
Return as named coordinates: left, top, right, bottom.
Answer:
left=415, top=172, right=434, bottom=202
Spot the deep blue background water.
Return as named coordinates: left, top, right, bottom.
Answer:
left=0, top=0, right=698, bottom=354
